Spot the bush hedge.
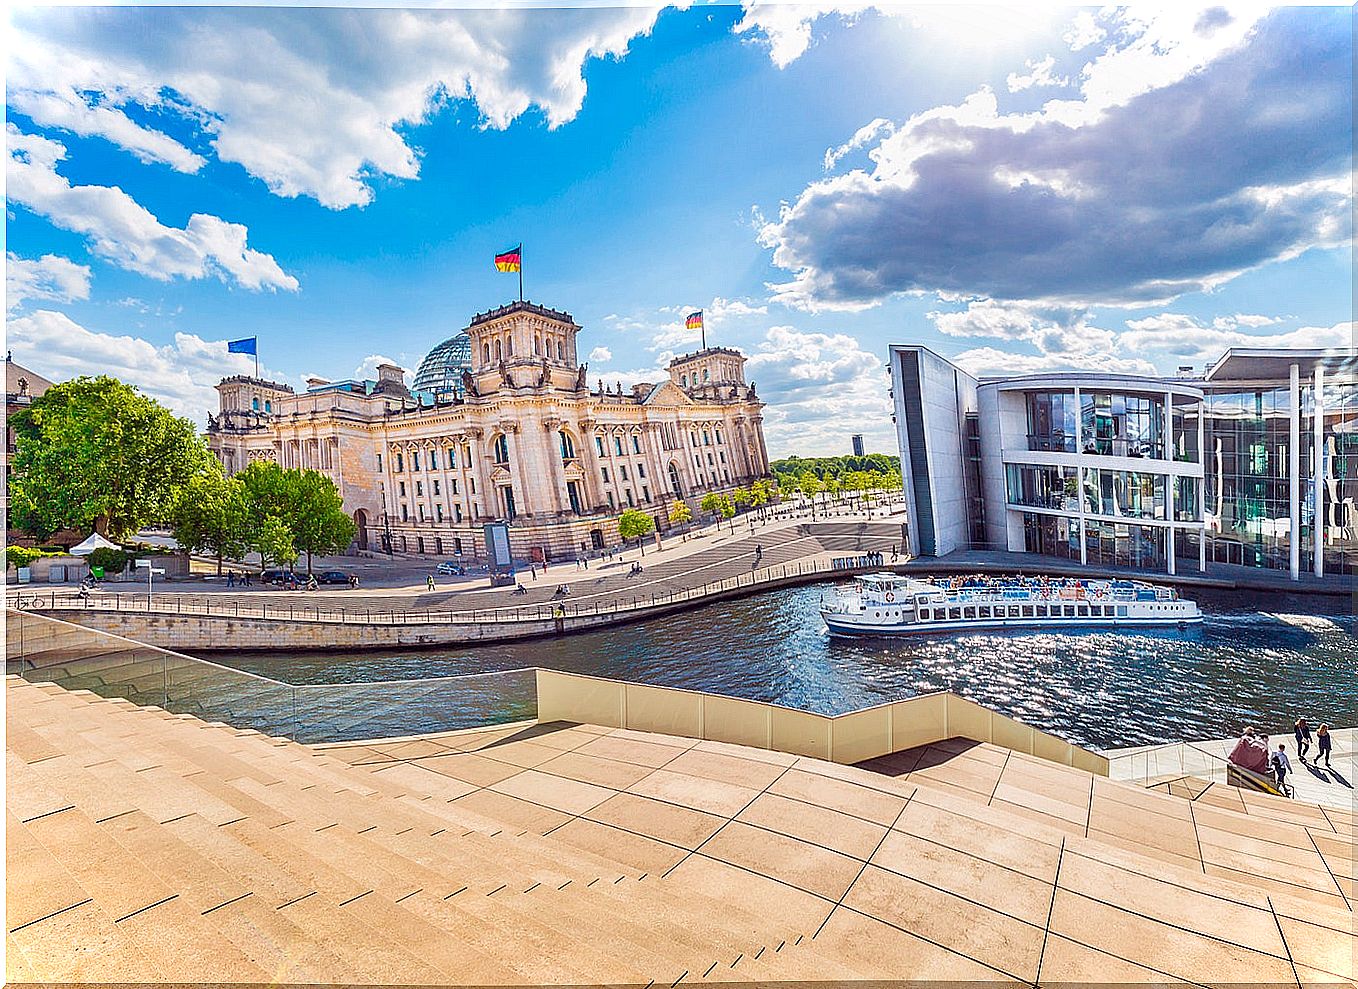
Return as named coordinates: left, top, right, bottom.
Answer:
left=88, top=547, right=130, bottom=575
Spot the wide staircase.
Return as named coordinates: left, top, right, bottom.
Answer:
left=7, top=675, right=1354, bottom=986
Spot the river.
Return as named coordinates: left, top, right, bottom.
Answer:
left=216, top=583, right=1358, bottom=749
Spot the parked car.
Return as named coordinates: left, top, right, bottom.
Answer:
left=259, top=568, right=295, bottom=585
left=435, top=561, right=466, bottom=576
left=316, top=570, right=351, bottom=585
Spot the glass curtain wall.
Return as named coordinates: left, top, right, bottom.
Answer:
left=1080, top=393, right=1165, bottom=459
left=1202, top=387, right=1293, bottom=570
left=1026, top=392, right=1078, bottom=453
left=1021, top=511, right=1081, bottom=560
left=1319, top=378, right=1358, bottom=575
left=1081, top=469, right=1167, bottom=520
left=1084, top=520, right=1166, bottom=570
left=1006, top=464, right=1080, bottom=511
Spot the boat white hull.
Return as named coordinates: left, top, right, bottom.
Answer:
left=821, top=611, right=1203, bottom=637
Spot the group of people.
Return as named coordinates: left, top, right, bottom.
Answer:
left=1233, top=718, right=1337, bottom=797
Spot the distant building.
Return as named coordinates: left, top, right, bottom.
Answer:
left=4, top=354, right=55, bottom=523
left=889, top=344, right=1357, bottom=581
left=851, top=434, right=865, bottom=457
left=208, top=300, right=770, bottom=560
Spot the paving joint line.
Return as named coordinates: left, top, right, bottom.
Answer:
left=115, top=893, right=178, bottom=924
left=9, top=898, right=93, bottom=934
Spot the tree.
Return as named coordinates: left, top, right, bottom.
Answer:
left=255, top=513, right=297, bottom=568
left=749, top=479, right=771, bottom=519
left=8, top=376, right=215, bottom=540
left=169, top=467, right=251, bottom=575
left=668, top=500, right=693, bottom=539
left=700, top=492, right=735, bottom=532
left=236, top=461, right=355, bottom=572
left=618, top=508, right=656, bottom=556
left=731, top=486, right=751, bottom=512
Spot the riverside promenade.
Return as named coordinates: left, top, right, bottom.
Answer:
left=9, top=509, right=906, bottom=651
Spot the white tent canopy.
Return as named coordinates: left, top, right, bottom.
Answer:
left=68, top=533, right=121, bottom=556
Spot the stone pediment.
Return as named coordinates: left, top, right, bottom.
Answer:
left=643, top=380, right=694, bottom=407
left=489, top=465, right=513, bottom=483
left=562, top=461, right=586, bottom=480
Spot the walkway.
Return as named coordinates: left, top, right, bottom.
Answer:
left=1107, top=728, right=1356, bottom=812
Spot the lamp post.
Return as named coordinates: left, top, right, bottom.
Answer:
left=136, top=559, right=166, bottom=607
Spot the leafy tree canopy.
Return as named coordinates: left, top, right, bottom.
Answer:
left=169, top=465, right=252, bottom=574
left=769, top=453, right=900, bottom=485
left=9, top=376, right=214, bottom=541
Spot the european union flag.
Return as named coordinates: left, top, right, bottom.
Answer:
left=227, top=337, right=257, bottom=355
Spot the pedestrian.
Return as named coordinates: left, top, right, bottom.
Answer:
left=1269, top=742, right=1292, bottom=795
left=227, top=573, right=236, bottom=588
left=1295, top=717, right=1312, bottom=762
left=1316, top=723, right=1333, bottom=769
left=426, top=574, right=436, bottom=592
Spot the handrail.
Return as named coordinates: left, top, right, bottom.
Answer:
left=4, top=553, right=892, bottom=628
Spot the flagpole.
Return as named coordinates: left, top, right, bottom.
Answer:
left=519, top=243, right=524, bottom=302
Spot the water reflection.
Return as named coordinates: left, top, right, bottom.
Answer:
left=216, top=583, right=1357, bottom=749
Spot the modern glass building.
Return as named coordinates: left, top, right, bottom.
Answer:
left=890, top=344, right=1357, bottom=582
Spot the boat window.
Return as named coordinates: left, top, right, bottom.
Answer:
left=1117, top=606, right=1127, bottom=617
left=980, top=605, right=991, bottom=619
left=1022, top=606, right=1034, bottom=617
left=1077, top=605, right=1088, bottom=617
left=949, top=608, right=961, bottom=620
left=1064, top=605, right=1075, bottom=617
left=1009, top=606, right=1021, bottom=618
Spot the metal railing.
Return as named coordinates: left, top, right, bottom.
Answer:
left=1104, top=740, right=1235, bottom=788
left=6, top=611, right=537, bottom=743
left=5, top=553, right=893, bottom=628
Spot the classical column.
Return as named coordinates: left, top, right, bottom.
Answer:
left=500, top=421, right=528, bottom=517
left=541, top=416, right=569, bottom=515
left=1198, top=396, right=1207, bottom=573
left=465, top=427, right=492, bottom=520
left=1290, top=364, right=1301, bottom=580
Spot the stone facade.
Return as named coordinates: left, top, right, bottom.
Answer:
left=207, top=301, right=770, bottom=560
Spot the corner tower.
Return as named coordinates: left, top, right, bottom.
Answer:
left=466, top=301, right=583, bottom=394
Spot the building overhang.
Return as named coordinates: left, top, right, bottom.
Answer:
left=980, top=372, right=1203, bottom=402
left=1203, top=347, right=1358, bottom=383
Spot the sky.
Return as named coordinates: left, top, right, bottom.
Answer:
left=5, top=3, right=1354, bottom=458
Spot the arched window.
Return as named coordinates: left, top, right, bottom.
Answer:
left=264, top=400, right=272, bottom=413
left=557, top=340, right=564, bottom=361
left=483, top=342, right=491, bottom=363
left=492, top=434, right=510, bottom=464
left=535, top=334, right=541, bottom=355
left=507, top=336, right=513, bottom=356
left=559, top=430, right=576, bottom=460
left=703, top=368, right=710, bottom=382
left=668, top=462, right=683, bottom=497
left=681, top=375, right=688, bottom=388
left=252, top=397, right=259, bottom=410
left=495, top=340, right=503, bottom=361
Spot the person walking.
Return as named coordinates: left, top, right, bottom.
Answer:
left=1270, top=742, right=1293, bottom=795
left=1316, top=723, right=1333, bottom=770
left=426, top=574, right=436, bottom=592
left=1295, top=717, right=1313, bottom=762
left=227, top=572, right=236, bottom=588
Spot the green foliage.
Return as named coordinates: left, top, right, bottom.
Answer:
left=87, top=547, right=130, bottom=575
left=749, top=479, right=770, bottom=508
left=255, top=514, right=298, bottom=567
left=6, top=546, right=54, bottom=569
left=236, top=461, right=355, bottom=570
left=618, top=508, right=656, bottom=555
left=700, top=492, right=735, bottom=521
left=769, top=454, right=900, bottom=489
left=169, top=467, right=251, bottom=574
left=8, top=376, right=214, bottom=540
left=667, top=501, right=693, bottom=526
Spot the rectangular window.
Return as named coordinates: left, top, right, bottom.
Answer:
left=399, top=481, right=406, bottom=497
left=596, top=436, right=605, bottom=456
left=418, top=504, right=426, bottom=521
left=638, top=464, right=646, bottom=479
left=602, top=467, right=610, bottom=483
left=625, top=489, right=635, bottom=506
left=620, top=465, right=629, bottom=481
left=453, top=537, right=463, bottom=555
left=716, top=431, right=723, bottom=445
left=446, top=448, right=456, bottom=469
left=432, top=479, right=440, bottom=496
left=400, top=504, right=409, bottom=521
left=436, top=504, right=444, bottom=522
left=607, top=491, right=615, bottom=508
left=451, top=479, right=459, bottom=495
left=454, top=503, right=463, bottom=522
left=413, top=451, right=421, bottom=471
left=643, top=486, right=650, bottom=502
left=395, top=453, right=404, bottom=472
left=614, top=437, right=623, bottom=456
left=376, top=453, right=383, bottom=473
left=632, top=435, right=641, bottom=454
left=416, top=481, right=423, bottom=496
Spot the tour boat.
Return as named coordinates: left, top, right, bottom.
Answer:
left=820, top=573, right=1202, bottom=636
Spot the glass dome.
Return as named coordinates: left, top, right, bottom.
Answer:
left=413, top=332, right=473, bottom=397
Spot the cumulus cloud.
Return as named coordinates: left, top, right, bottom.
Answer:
left=733, top=2, right=876, bottom=69
left=744, top=324, right=891, bottom=456
left=950, top=346, right=1157, bottom=379
left=352, top=354, right=414, bottom=386
left=1006, top=56, right=1067, bottom=93
left=5, top=309, right=273, bottom=423
left=1062, top=11, right=1105, bottom=51
left=10, top=6, right=676, bottom=210
left=7, top=125, right=298, bottom=291
left=756, top=8, right=1350, bottom=312
left=6, top=252, right=91, bottom=311
left=587, top=346, right=613, bottom=363
left=1121, top=315, right=1355, bottom=363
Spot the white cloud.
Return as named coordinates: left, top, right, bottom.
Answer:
left=587, top=346, right=613, bottom=363
left=5, top=309, right=273, bottom=424
left=950, top=346, right=1157, bottom=379
left=11, top=6, right=678, bottom=210
left=824, top=117, right=895, bottom=171
left=757, top=9, right=1350, bottom=312
left=6, top=124, right=298, bottom=292
left=6, top=252, right=91, bottom=311
left=1121, top=315, right=1356, bottom=363
left=352, top=354, right=414, bottom=386
left=1062, top=11, right=1105, bottom=52
left=1006, top=55, right=1067, bottom=93
left=733, top=2, right=875, bottom=69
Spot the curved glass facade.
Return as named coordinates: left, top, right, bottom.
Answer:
left=413, top=333, right=473, bottom=397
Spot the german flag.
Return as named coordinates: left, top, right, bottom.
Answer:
left=685, top=310, right=703, bottom=331
left=494, top=245, right=522, bottom=272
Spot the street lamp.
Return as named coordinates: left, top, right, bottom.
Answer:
left=136, top=559, right=166, bottom=607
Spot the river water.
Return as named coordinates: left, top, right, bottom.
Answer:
left=217, top=583, right=1358, bottom=750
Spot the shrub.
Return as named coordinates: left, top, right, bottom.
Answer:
left=88, top=547, right=130, bottom=575
left=6, top=546, right=50, bottom=569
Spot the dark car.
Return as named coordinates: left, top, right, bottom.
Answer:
left=316, top=570, right=351, bottom=585
left=260, top=568, right=295, bottom=585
